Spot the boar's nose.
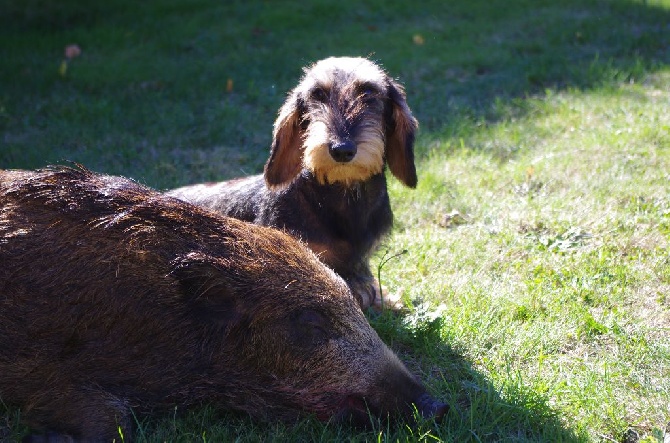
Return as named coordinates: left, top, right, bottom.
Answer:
left=329, top=140, right=357, bottom=163
left=415, top=393, right=449, bottom=422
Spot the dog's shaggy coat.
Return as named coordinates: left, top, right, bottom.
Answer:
left=168, top=57, right=418, bottom=309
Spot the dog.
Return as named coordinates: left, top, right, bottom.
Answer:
left=167, top=57, right=418, bottom=310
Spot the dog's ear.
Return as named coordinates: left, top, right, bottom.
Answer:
left=264, top=90, right=305, bottom=190
left=385, top=79, right=418, bottom=188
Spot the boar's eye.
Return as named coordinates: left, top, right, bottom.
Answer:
left=291, top=309, right=330, bottom=349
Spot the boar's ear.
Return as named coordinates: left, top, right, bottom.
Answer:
left=170, top=253, right=243, bottom=329
left=264, top=89, right=305, bottom=190
left=384, top=78, right=418, bottom=188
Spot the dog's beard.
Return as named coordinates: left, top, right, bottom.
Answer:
left=302, top=122, right=385, bottom=186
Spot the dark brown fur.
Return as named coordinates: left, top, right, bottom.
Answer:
left=0, top=166, right=445, bottom=442
left=167, top=57, right=418, bottom=310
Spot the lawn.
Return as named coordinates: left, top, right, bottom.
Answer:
left=1, top=0, right=669, bottom=441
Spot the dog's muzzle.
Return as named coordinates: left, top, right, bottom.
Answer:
left=329, top=140, right=357, bottom=163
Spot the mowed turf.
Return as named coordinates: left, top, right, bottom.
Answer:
left=1, top=0, right=669, bottom=441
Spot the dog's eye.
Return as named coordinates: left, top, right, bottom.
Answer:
left=359, top=84, right=379, bottom=100
left=310, top=87, right=329, bottom=102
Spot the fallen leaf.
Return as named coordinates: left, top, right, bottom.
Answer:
left=58, top=60, right=68, bottom=77
left=438, top=209, right=469, bottom=228
left=526, top=165, right=535, bottom=180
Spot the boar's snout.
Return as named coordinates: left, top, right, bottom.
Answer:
left=346, top=346, right=448, bottom=426
left=414, top=393, right=449, bottom=422
left=337, top=389, right=448, bottom=427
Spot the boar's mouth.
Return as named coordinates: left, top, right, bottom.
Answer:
left=415, top=393, right=449, bottom=422
left=328, top=395, right=376, bottom=427
left=328, top=393, right=448, bottom=427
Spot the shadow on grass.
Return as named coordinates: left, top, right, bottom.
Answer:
left=368, top=311, right=584, bottom=442
left=1, top=0, right=669, bottom=184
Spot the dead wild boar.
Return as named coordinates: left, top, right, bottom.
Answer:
left=0, top=166, right=447, bottom=441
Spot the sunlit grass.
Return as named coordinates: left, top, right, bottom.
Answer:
left=383, top=70, right=670, bottom=441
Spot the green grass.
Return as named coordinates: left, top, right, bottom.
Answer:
left=2, top=0, right=669, bottom=441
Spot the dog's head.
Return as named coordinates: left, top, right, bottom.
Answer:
left=264, top=57, right=418, bottom=189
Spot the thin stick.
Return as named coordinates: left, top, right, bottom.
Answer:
left=376, top=249, right=407, bottom=311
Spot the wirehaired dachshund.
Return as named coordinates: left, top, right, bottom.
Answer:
left=167, top=57, right=418, bottom=310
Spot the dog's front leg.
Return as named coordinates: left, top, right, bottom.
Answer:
left=343, top=263, right=405, bottom=312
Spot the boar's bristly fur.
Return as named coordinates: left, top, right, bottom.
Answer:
left=0, top=166, right=447, bottom=441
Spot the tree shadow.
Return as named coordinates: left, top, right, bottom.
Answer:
left=380, top=0, right=670, bottom=126
left=1, top=0, right=669, bottom=183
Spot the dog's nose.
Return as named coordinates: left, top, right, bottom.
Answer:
left=329, top=140, right=357, bottom=163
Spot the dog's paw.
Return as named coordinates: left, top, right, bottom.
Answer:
left=346, top=274, right=407, bottom=313
left=345, top=274, right=377, bottom=310
left=369, top=282, right=407, bottom=313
